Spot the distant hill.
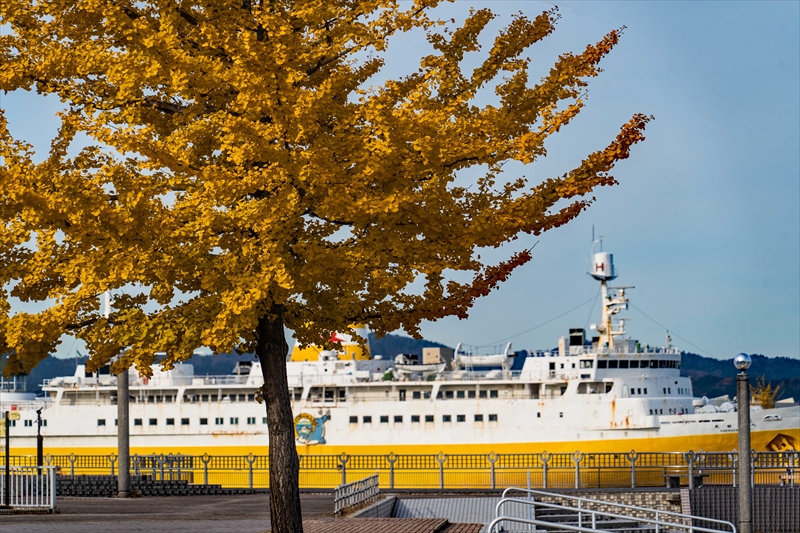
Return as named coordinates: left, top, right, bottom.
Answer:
left=367, top=333, right=451, bottom=358
left=680, top=352, right=799, bottom=401
left=7, top=337, right=798, bottom=401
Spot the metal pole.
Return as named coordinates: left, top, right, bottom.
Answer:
left=36, top=409, right=43, bottom=472
left=117, top=365, right=130, bottom=497
left=4, top=412, right=10, bottom=507
left=736, top=361, right=752, bottom=533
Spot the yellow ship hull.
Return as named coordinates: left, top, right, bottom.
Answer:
left=9, top=427, right=797, bottom=457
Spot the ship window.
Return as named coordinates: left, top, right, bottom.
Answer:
left=247, top=417, right=256, bottom=425
left=394, top=416, right=403, bottom=423
left=559, top=412, right=563, bottom=418
left=399, top=390, right=406, bottom=402
left=597, top=360, right=608, bottom=369
left=294, top=390, right=302, bottom=401
left=660, top=409, right=663, bottom=414
left=200, top=418, right=208, bottom=425
left=211, top=395, right=218, bottom=401
left=156, top=395, right=163, bottom=402
left=660, top=360, right=668, bottom=369
left=479, top=390, right=487, bottom=399
left=675, top=361, right=681, bottom=369
left=148, top=396, right=155, bottom=403
left=202, top=394, right=209, bottom=402
left=579, top=360, right=593, bottom=369
left=650, top=409, right=654, bottom=415
left=165, top=395, right=172, bottom=403
left=149, top=418, right=157, bottom=426
left=380, top=416, right=389, bottom=423
left=412, top=391, right=422, bottom=399
left=263, top=417, right=268, bottom=424
left=248, top=394, right=255, bottom=402
left=456, top=415, right=466, bottom=422
left=325, top=390, right=335, bottom=402
left=134, top=419, right=142, bottom=426
left=490, top=390, right=498, bottom=398
left=229, top=395, right=235, bottom=402
left=475, top=414, right=484, bottom=422
left=619, top=360, right=629, bottom=369
left=605, top=383, right=613, bottom=393
left=339, top=389, right=346, bottom=401
left=424, top=391, right=431, bottom=399
left=412, top=415, right=420, bottom=423
left=489, top=414, right=498, bottom=422
left=363, top=416, right=372, bottom=424
left=630, top=360, right=639, bottom=368
left=436, top=391, right=443, bottom=399
left=24, top=420, right=33, bottom=427
left=166, top=418, right=175, bottom=426
left=644, top=388, right=648, bottom=394
left=650, top=360, right=658, bottom=368
left=425, top=415, right=434, bottom=423
left=238, top=394, right=245, bottom=401
left=537, top=413, right=541, bottom=418
left=8, top=420, right=15, bottom=427
left=349, top=416, right=358, bottom=424
left=456, top=390, right=465, bottom=399
left=443, top=415, right=452, bottom=422
left=181, top=418, right=190, bottom=426
left=549, top=362, right=556, bottom=370
left=215, top=417, right=223, bottom=425
left=468, top=390, right=476, bottom=398
left=608, top=360, right=618, bottom=369
left=445, top=390, right=454, bottom=399
left=230, top=417, right=239, bottom=425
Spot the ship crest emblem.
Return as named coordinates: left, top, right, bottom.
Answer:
left=294, top=413, right=329, bottom=445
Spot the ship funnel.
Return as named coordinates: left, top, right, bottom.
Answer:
left=590, top=252, right=617, bottom=281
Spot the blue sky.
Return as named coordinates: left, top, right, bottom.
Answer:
left=2, top=1, right=799, bottom=361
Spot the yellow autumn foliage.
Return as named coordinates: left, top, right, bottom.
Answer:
left=0, top=1, right=651, bottom=377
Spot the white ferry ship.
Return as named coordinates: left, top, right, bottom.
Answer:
left=2, top=249, right=798, bottom=457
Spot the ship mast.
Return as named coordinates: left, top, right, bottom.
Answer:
left=589, top=237, right=631, bottom=352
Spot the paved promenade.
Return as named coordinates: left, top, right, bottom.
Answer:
left=0, top=493, right=333, bottom=533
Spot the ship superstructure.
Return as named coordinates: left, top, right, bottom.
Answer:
left=2, top=249, right=798, bottom=456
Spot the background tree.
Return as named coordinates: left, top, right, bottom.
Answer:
left=0, top=1, right=650, bottom=530
left=750, top=375, right=782, bottom=409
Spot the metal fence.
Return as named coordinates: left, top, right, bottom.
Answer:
left=2, top=450, right=798, bottom=490
left=334, top=474, right=379, bottom=517
left=0, top=466, right=57, bottom=509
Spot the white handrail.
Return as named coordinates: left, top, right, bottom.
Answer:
left=502, top=487, right=736, bottom=532
left=496, top=497, right=735, bottom=533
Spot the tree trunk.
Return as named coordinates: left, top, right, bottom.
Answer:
left=256, top=304, right=303, bottom=533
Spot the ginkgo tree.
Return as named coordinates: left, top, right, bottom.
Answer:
left=0, top=0, right=651, bottom=530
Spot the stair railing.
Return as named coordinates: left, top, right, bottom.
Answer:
left=501, top=487, right=737, bottom=533
left=495, top=497, right=736, bottom=533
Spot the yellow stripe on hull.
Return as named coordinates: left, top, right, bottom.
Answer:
left=9, top=428, right=797, bottom=458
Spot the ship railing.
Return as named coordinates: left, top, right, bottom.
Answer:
left=566, top=346, right=682, bottom=356
left=4, top=450, right=796, bottom=491
left=333, top=474, right=379, bottom=517
left=1, top=375, right=28, bottom=391
left=0, top=398, right=53, bottom=411
left=0, top=466, right=57, bottom=510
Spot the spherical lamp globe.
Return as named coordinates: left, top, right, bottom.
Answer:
left=733, top=353, right=752, bottom=372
